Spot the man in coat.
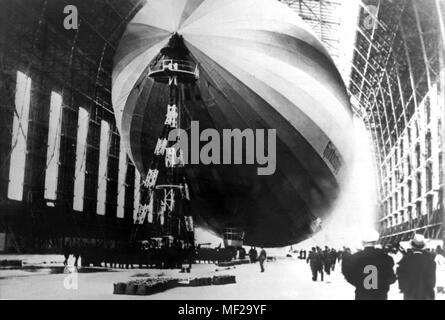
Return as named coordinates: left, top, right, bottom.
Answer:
left=307, top=247, right=324, bottom=281
left=258, top=248, right=267, bottom=272
left=62, top=242, right=71, bottom=266
left=330, top=249, right=338, bottom=272
left=248, top=247, right=257, bottom=263
left=397, top=234, right=436, bottom=300
left=342, top=229, right=396, bottom=300
left=323, top=246, right=332, bottom=275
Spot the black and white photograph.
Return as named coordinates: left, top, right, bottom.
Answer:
left=0, top=0, right=444, bottom=304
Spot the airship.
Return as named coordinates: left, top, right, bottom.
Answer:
left=112, top=0, right=354, bottom=247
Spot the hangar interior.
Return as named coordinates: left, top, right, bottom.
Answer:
left=0, top=0, right=443, bottom=252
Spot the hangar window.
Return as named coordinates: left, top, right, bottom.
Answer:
left=44, top=92, right=63, bottom=201
left=426, top=163, right=433, bottom=192
left=425, top=131, right=432, bottom=159
left=117, top=141, right=127, bottom=219
left=389, top=197, right=393, bottom=213
left=416, top=172, right=422, bottom=198
left=439, top=152, right=443, bottom=184
left=415, top=201, right=422, bottom=218
left=97, top=120, right=110, bottom=215
left=133, top=169, right=141, bottom=221
left=73, top=107, right=89, bottom=211
left=424, top=97, right=431, bottom=124
left=426, top=195, right=433, bottom=216
left=439, top=188, right=444, bottom=210
left=401, top=187, right=404, bottom=206
left=395, top=192, right=398, bottom=209
left=8, top=71, right=32, bottom=201
left=407, top=155, right=412, bottom=175
left=408, top=180, right=412, bottom=203
left=415, top=144, right=421, bottom=168
left=439, top=120, right=442, bottom=142
left=400, top=140, right=404, bottom=158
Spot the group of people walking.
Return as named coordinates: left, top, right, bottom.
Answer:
left=305, top=246, right=347, bottom=281
left=62, top=242, right=196, bottom=269
left=248, top=247, right=268, bottom=272
left=304, top=231, right=445, bottom=300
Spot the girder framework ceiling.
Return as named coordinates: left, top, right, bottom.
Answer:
left=348, top=0, right=445, bottom=242
left=350, top=0, right=443, bottom=185
left=279, top=0, right=343, bottom=60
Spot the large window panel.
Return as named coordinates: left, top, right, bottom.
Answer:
left=116, top=142, right=127, bottom=218
left=8, top=71, right=32, bottom=201
left=133, top=169, right=141, bottom=221
left=73, top=107, right=89, bottom=211
left=44, top=92, right=63, bottom=201
left=96, top=120, right=110, bottom=215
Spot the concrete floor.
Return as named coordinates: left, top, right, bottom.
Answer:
left=0, top=256, right=444, bottom=300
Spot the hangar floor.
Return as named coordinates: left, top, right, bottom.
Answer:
left=1, top=255, right=443, bottom=300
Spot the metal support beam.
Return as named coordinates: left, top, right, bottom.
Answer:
left=413, top=1, right=433, bottom=91
left=437, top=0, right=445, bottom=246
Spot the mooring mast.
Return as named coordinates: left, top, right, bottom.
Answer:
left=131, top=34, right=199, bottom=246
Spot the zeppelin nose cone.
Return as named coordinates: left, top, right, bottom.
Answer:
left=160, top=33, right=189, bottom=59
left=112, top=0, right=354, bottom=247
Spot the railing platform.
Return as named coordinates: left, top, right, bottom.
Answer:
left=148, top=59, right=199, bottom=84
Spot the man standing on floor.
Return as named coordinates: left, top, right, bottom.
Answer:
left=307, top=247, right=324, bottom=281
left=259, top=248, right=267, bottom=272
left=397, top=234, right=436, bottom=300
left=62, top=241, right=71, bottom=266
left=323, top=246, right=332, bottom=276
left=248, top=247, right=257, bottom=263
left=307, top=247, right=318, bottom=281
left=330, top=249, right=337, bottom=272
left=342, top=229, right=396, bottom=300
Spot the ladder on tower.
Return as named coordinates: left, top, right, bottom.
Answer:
left=131, top=62, right=197, bottom=242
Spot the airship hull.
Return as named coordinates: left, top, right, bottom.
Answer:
left=112, top=0, right=354, bottom=247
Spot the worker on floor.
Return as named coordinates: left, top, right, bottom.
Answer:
left=342, top=229, right=396, bottom=300
left=323, top=246, right=332, bottom=276
left=62, top=242, right=71, bottom=266
left=259, top=248, right=267, bottom=272
left=307, top=247, right=324, bottom=281
left=435, top=247, right=445, bottom=295
left=397, top=234, right=436, bottom=300
left=249, top=247, right=257, bottom=263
